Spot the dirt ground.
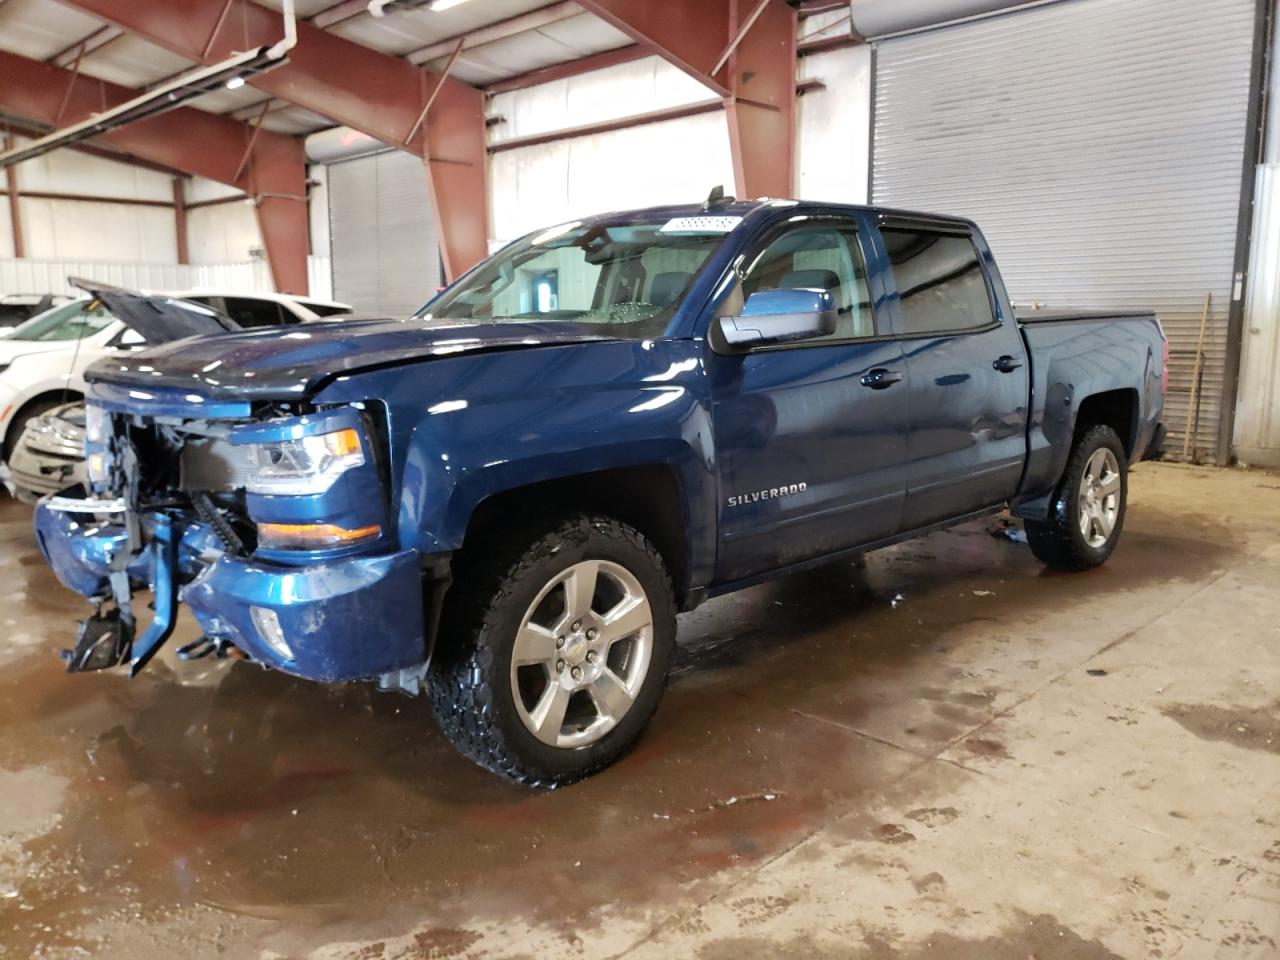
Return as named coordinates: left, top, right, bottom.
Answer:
left=1, top=461, right=1277, bottom=959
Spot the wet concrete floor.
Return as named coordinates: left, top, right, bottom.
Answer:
left=0, top=462, right=1278, bottom=958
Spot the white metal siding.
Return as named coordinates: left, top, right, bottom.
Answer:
left=1233, top=164, right=1280, bottom=466
left=0, top=258, right=275, bottom=296
left=871, top=0, right=1258, bottom=460
left=328, top=150, right=441, bottom=317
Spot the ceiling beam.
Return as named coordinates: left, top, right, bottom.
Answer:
left=483, top=44, right=647, bottom=94
left=48, top=24, right=125, bottom=68
left=576, top=0, right=797, bottom=198
left=309, top=0, right=369, bottom=29
left=406, top=1, right=580, bottom=64
left=59, top=0, right=489, bottom=281
left=0, top=48, right=308, bottom=293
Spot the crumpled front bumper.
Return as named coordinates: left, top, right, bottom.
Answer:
left=34, top=502, right=427, bottom=683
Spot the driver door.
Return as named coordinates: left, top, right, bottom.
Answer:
left=708, top=214, right=910, bottom=583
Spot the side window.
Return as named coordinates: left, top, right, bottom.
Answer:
left=222, top=297, right=288, bottom=328
left=741, top=225, right=875, bottom=341
left=881, top=229, right=995, bottom=335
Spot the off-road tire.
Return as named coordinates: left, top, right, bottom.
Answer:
left=428, top=514, right=676, bottom=787
left=1026, top=424, right=1128, bottom=572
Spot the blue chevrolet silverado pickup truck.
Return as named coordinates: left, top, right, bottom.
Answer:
left=34, top=198, right=1166, bottom=785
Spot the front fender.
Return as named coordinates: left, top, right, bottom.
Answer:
left=312, top=339, right=717, bottom=588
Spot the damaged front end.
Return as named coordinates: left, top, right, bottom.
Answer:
left=35, top=382, right=426, bottom=683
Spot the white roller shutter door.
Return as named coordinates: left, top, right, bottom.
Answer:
left=327, top=149, right=441, bottom=317
left=871, top=0, right=1260, bottom=460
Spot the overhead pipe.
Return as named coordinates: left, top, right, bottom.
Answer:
left=0, top=0, right=299, bottom=169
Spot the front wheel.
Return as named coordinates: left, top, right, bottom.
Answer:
left=1026, top=424, right=1128, bottom=571
left=428, top=514, right=676, bottom=786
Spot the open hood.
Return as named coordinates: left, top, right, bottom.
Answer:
left=70, top=277, right=235, bottom=343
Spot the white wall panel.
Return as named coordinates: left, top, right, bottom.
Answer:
left=0, top=197, right=13, bottom=260
left=11, top=137, right=173, bottom=201
left=308, top=256, right=333, bottom=301
left=489, top=111, right=735, bottom=242
left=1233, top=164, right=1280, bottom=466
left=187, top=201, right=261, bottom=264
left=0, top=258, right=270, bottom=296
left=185, top=177, right=244, bottom=205
left=797, top=44, right=872, bottom=205
left=488, top=55, right=712, bottom=144
left=19, top=197, right=177, bottom=263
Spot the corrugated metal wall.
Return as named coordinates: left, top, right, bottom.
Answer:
left=327, top=150, right=441, bottom=317
left=0, top=257, right=274, bottom=296
left=871, top=0, right=1259, bottom=461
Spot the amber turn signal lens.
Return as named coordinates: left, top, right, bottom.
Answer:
left=257, top=521, right=381, bottom=550
left=324, top=428, right=362, bottom=458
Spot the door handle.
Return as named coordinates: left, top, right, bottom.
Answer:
left=993, top=355, right=1023, bottom=373
left=860, top=368, right=902, bottom=390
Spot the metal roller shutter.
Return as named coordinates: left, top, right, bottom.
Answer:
left=328, top=149, right=441, bottom=317
left=871, top=0, right=1259, bottom=461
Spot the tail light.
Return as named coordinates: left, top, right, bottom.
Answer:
left=1161, top=336, right=1170, bottom=397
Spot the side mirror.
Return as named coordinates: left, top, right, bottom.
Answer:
left=717, top=289, right=838, bottom=348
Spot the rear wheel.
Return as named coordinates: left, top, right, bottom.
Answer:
left=1026, top=424, right=1128, bottom=571
left=428, top=514, right=676, bottom=786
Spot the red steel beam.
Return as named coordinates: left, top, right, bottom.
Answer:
left=0, top=48, right=309, bottom=293
left=3, top=131, right=24, bottom=258
left=173, top=178, right=189, bottom=265
left=0, top=115, right=192, bottom=177
left=576, top=0, right=796, bottom=199
left=59, top=0, right=489, bottom=282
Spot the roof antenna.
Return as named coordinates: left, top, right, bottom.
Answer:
left=702, top=184, right=735, bottom=210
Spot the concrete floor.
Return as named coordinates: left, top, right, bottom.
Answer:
left=1, top=462, right=1278, bottom=959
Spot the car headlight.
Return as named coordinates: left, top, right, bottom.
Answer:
left=84, top=404, right=112, bottom=488
left=245, top=426, right=366, bottom=496
left=84, top=403, right=109, bottom=444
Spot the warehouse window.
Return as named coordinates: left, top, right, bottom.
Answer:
left=882, top=229, right=994, bottom=335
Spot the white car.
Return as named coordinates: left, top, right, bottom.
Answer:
left=0, top=287, right=351, bottom=465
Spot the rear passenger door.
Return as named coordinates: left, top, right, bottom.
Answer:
left=876, top=217, right=1029, bottom=530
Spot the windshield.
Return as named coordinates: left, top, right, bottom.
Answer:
left=420, top=217, right=734, bottom=339
left=7, top=299, right=116, bottom=342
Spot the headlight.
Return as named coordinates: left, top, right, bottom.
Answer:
left=84, top=403, right=109, bottom=444
left=84, top=404, right=112, bottom=488
left=245, top=426, right=365, bottom=496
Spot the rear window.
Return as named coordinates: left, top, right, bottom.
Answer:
left=299, top=302, right=351, bottom=318
left=221, top=297, right=288, bottom=328
left=882, top=229, right=995, bottom=335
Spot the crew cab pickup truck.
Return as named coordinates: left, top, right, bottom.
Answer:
left=34, top=199, right=1166, bottom=786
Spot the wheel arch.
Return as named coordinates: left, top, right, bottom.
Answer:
left=460, top=464, right=695, bottom=605
left=3, top=389, right=82, bottom=455
left=1073, top=388, right=1139, bottom=459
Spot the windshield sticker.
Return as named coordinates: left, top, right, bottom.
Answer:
left=658, top=216, right=743, bottom=235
